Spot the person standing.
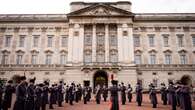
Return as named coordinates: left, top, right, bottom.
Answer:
left=25, top=78, right=36, bottom=110
left=135, top=82, right=143, bottom=106
left=109, top=80, right=119, bottom=110
left=34, top=83, right=43, bottom=110
left=69, top=83, right=75, bottom=105
left=49, top=84, right=56, bottom=109
left=127, top=84, right=133, bottom=102
left=57, top=81, right=64, bottom=107
left=160, top=83, right=168, bottom=105
left=149, top=85, right=158, bottom=108
left=65, top=85, right=69, bottom=103
left=167, top=82, right=177, bottom=110
left=13, top=76, right=27, bottom=110
left=95, top=84, right=101, bottom=104
left=83, top=86, right=88, bottom=104
left=2, top=80, right=14, bottom=110
left=41, top=81, right=49, bottom=110
left=75, top=85, right=79, bottom=103
left=102, top=84, right=108, bottom=102
left=120, top=82, right=126, bottom=105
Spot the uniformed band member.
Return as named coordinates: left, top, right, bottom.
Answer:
left=65, top=85, right=69, bottom=103
left=95, top=84, right=101, bottom=104
left=127, top=84, right=133, bottom=102
left=109, top=80, right=119, bottom=110
left=120, top=82, right=126, bottom=105
left=167, top=82, right=177, bottom=110
left=68, top=83, right=75, bottom=105
left=160, top=83, right=168, bottom=105
left=25, top=78, right=36, bottom=110
left=49, top=84, right=56, bottom=109
left=41, top=81, right=49, bottom=110
left=75, top=85, right=79, bottom=103
left=57, top=81, right=64, bottom=107
left=83, top=86, right=88, bottom=104
left=2, top=80, right=14, bottom=110
left=13, top=76, right=27, bottom=110
left=34, top=83, right=43, bottom=110
left=102, top=84, right=108, bottom=102
left=149, top=85, right=158, bottom=108
left=135, top=82, right=143, bottom=106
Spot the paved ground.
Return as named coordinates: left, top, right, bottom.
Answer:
left=11, top=94, right=195, bottom=110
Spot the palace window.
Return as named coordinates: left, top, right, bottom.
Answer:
left=47, top=35, right=53, bottom=47
left=180, top=54, right=187, bottom=64
left=149, top=54, right=156, bottom=64
left=135, top=55, right=142, bottom=64
left=61, top=36, right=68, bottom=47
left=33, top=35, right=39, bottom=47
left=109, top=35, right=117, bottom=46
left=84, top=51, right=92, bottom=64
left=60, top=54, right=67, bottom=64
left=45, top=55, right=52, bottom=64
left=16, top=55, right=23, bottom=64
left=1, top=55, right=9, bottom=64
left=123, top=31, right=128, bottom=37
left=97, top=50, right=105, bottom=63
left=84, top=34, right=92, bottom=46
left=165, top=54, right=172, bottom=64
left=109, top=50, right=118, bottom=63
left=19, top=35, right=25, bottom=47
left=134, top=35, right=140, bottom=47
left=97, top=35, right=104, bottom=46
left=177, top=34, right=184, bottom=47
left=5, top=35, right=12, bottom=47
left=31, top=55, right=37, bottom=64
left=148, top=34, right=155, bottom=47
left=192, top=36, right=195, bottom=46
left=163, top=34, right=169, bottom=47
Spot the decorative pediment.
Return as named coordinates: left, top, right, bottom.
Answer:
left=16, top=49, right=25, bottom=54
left=67, top=4, right=133, bottom=17
left=1, top=49, right=11, bottom=54
left=178, top=49, right=187, bottom=54
left=148, top=49, right=157, bottom=53
left=163, top=49, right=172, bottom=53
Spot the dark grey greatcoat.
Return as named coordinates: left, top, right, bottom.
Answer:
left=135, top=84, right=143, bottom=106
left=120, top=85, right=126, bottom=105
left=2, top=84, right=14, bottom=110
left=109, top=85, right=119, bottom=110
left=25, top=84, right=35, bottom=110
left=102, top=87, right=108, bottom=102
left=34, top=86, right=42, bottom=110
left=167, top=85, right=177, bottom=110
left=49, top=86, right=56, bottom=104
left=57, top=84, right=64, bottom=103
left=95, top=87, right=101, bottom=104
left=180, top=86, right=192, bottom=110
left=127, top=86, right=133, bottom=102
left=149, top=88, right=158, bottom=108
left=160, top=86, right=168, bottom=105
left=13, top=83, right=27, bottom=110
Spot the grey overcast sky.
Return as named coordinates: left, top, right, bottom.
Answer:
left=0, top=0, right=195, bottom=14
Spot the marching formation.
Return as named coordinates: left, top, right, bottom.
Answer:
left=0, top=75, right=194, bottom=110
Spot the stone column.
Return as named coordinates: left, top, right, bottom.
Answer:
left=67, top=24, right=73, bottom=65
left=78, top=24, right=84, bottom=64
left=117, top=24, right=123, bottom=64
left=105, top=24, right=109, bottom=62
left=92, top=24, right=96, bottom=62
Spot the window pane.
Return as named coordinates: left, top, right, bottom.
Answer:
left=178, top=35, right=184, bottom=47
left=134, top=36, right=140, bottom=47
left=84, top=35, right=92, bottom=46
left=16, top=55, right=22, bottom=64
left=165, top=55, right=171, bottom=64
left=149, top=36, right=155, bottom=47
left=5, top=35, right=12, bottom=47
left=1, top=55, right=8, bottom=64
left=84, top=53, right=92, bottom=63
left=150, top=55, right=156, bottom=64
left=192, top=36, right=195, bottom=46
left=46, top=55, right=52, bottom=64
left=60, top=55, right=67, bottom=64
left=31, top=55, right=37, bottom=64
left=61, top=36, right=68, bottom=47
left=19, top=36, right=25, bottom=47
left=180, top=55, right=187, bottom=64
left=33, top=36, right=39, bottom=47
left=135, top=55, right=141, bottom=64
left=47, top=36, right=53, bottom=47
left=163, top=36, right=169, bottom=47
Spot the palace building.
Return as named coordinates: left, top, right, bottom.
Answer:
left=0, top=1, right=195, bottom=88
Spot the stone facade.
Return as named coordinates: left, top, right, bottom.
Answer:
left=0, top=1, right=195, bottom=89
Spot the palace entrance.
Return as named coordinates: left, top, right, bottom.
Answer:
left=93, top=70, right=108, bottom=88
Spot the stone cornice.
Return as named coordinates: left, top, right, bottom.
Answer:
left=134, top=13, right=195, bottom=22
left=0, top=14, right=68, bottom=22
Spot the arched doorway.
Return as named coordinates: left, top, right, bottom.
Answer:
left=93, top=70, right=108, bottom=88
